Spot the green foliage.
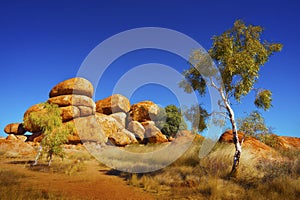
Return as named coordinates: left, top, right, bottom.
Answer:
left=180, top=19, right=282, bottom=110
left=156, top=105, right=187, bottom=138
left=238, top=110, right=268, bottom=137
left=26, top=102, right=74, bottom=161
left=257, top=133, right=281, bottom=148
left=183, top=104, right=209, bottom=133
left=209, top=20, right=282, bottom=103
left=255, top=89, right=272, bottom=110
left=238, top=111, right=282, bottom=148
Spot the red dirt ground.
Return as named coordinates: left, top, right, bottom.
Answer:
left=0, top=158, right=155, bottom=200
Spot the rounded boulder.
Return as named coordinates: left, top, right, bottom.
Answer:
left=96, top=94, right=130, bottom=115
left=49, top=77, right=94, bottom=98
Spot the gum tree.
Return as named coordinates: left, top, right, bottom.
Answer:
left=238, top=111, right=280, bottom=148
left=24, top=103, right=73, bottom=166
left=238, top=110, right=268, bottom=137
left=180, top=20, right=282, bottom=175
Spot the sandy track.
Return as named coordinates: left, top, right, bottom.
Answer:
left=0, top=158, right=155, bottom=200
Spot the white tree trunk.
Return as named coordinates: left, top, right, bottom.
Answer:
left=47, top=150, right=53, bottom=166
left=227, top=106, right=241, bottom=176
left=219, top=90, right=242, bottom=176
left=33, top=145, right=42, bottom=166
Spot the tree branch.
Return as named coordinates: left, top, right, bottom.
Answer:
left=210, top=111, right=230, bottom=119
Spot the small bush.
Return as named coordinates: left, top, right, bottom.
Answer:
left=257, top=133, right=281, bottom=148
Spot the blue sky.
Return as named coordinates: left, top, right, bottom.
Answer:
left=0, top=0, right=299, bottom=137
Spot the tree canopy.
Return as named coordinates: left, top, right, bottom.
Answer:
left=156, top=105, right=187, bottom=138
left=181, top=20, right=282, bottom=110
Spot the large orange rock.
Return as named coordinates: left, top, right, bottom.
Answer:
left=78, top=106, right=95, bottom=117
left=60, top=106, right=80, bottom=122
left=95, top=113, right=135, bottom=146
left=219, top=130, right=245, bottom=143
left=119, top=129, right=138, bottom=144
left=49, top=77, right=94, bottom=98
left=277, top=136, right=300, bottom=149
left=96, top=94, right=130, bottom=115
left=4, top=123, right=27, bottom=135
left=219, top=130, right=274, bottom=152
left=71, top=115, right=108, bottom=144
left=127, top=121, right=145, bottom=141
left=95, top=113, right=119, bottom=137
left=48, top=94, right=95, bottom=108
left=129, top=101, right=160, bottom=122
left=23, top=103, right=46, bottom=133
left=110, top=112, right=127, bottom=128
left=144, top=123, right=168, bottom=143
left=107, top=129, right=133, bottom=146
left=0, top=138, right=36, bottom=157
left=243, top=136, right=274, bottom=151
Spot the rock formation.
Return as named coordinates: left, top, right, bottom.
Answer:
left=277, top=136, right=300, bottom=149
left=127, top=121, right=145, bottom=141
left=144, top=123, right=168, bottom=143
left=110, top=112, right=127, bottom=128
left=219, top=130, right=245, bottom=143
left=49, top=77, right=94, bottom=98
left=4, top=77, right=171, bottom=147
left=95, top=113, right=137, bottom=146
left=0, top=136, right=36, bottom=157
left=4, top=123, right=26, bottom=135
left=129, top=101, right=160, bottom=122
left=96, top=94, right=130, bottom=115
left=48, top=78, right=96, bottom=122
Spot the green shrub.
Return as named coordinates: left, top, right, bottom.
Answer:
left=257, top=133, right=281, bottom=148
left=24, top=102, right=74, bottom=165
left=156, top=105, right=187, bottom=138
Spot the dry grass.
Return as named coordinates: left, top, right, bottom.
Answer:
left=0, top=151, right=5, bottom=156
left=91, top=141, right=194, bottom=173
left=28, top=148, right=90, bottom=176
left=122, top=138, right=300, bottom=200
left=52, top=159, right=87, bottom=176
left=0, top=169, right=65, bottom=200
left=1, top=137, right=299, bottom=199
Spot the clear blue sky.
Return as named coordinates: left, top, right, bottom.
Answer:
left=0, top=0, right=299, bottom=137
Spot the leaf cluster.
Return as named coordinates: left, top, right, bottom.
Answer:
left=156, top=105, right=187, bottom=138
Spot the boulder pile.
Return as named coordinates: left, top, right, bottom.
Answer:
left=4, top=77, right=171, bottom=146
